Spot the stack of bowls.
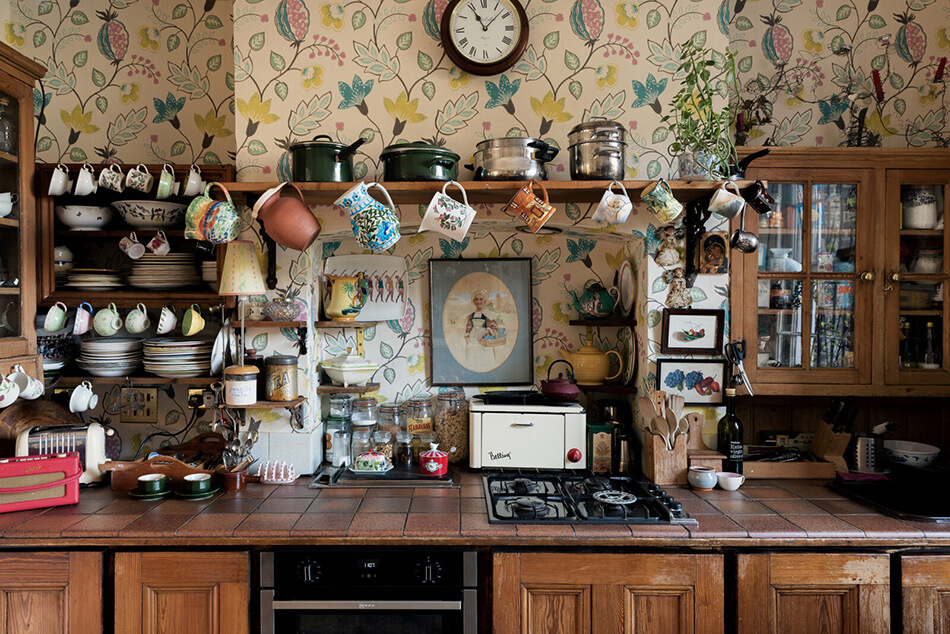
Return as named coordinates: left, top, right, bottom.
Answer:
left=76, top=338, right=143, bottom=377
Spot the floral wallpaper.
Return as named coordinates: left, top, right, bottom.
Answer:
left=8, top=0, right=234, bottom=164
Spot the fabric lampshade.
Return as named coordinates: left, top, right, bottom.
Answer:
left=218, top=240, right=265, bottom=296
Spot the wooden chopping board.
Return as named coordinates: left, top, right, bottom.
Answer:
left=0, top=399, right=81, bottom=457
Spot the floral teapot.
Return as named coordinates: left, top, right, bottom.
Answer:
left=568, top=281, right=619, bottom=319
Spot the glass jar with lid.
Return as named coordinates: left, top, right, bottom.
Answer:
left=413, top=430, right=437, bottom=462
left=435, top=392, right=469, bottom=463
left=350, top=429, right=373, bottom=463
left=372, top=430, right=393, bottom=464
left=323, top=415, right=348, bottom=464
left=351, top=397, right=379, bottom=433
left=327, top=394, right=353, bottom=420
left=379, top=402, right=405, bottom=435
left=406, top=396, right=433, bottom=435
left=394, top=431, right=413, bottom=466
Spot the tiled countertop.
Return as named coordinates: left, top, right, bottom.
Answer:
left=1, top=471, right=949, bottom=547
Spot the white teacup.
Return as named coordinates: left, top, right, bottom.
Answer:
left=157, top=305, right=177, bottom=334
left=73, top=163, right=98, bottom=196
left=69, top=380, right=96, bottom=413
left=119, top=232, right=146, bottom=259
left=73, top=301, right=93, bottom=335
left=98, top=164, right=126, bottom=193
left=0, top=201, right=15, bottom=218
left=0, top=192, right=18, bottom=204
left=126, top=164, right=154, bottom=193
left=0, top=374, right=19, bottom=409
left=9, top=364, right=42, bottom=400
left=48, top=164, right=71, bottom=196
left=418, top=181, right=476, bottom=242
left=716, top=471, right=745, bottom=491
left=182, top=165, right=206, bottom=197
left=125, top=302, right=150, bottom=334
left=592, top=181, right=632, bottom=224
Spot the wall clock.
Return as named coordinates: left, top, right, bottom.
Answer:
left=440, top=0, right=529, bottom=76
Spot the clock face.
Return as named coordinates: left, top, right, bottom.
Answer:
left=445, top=0, right=525, bottom=71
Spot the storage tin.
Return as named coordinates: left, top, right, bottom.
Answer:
left=264, top=355, right=298, bottom=401
left=223, top=365, right=259, bottom=406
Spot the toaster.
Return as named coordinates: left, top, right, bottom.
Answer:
left=15, top=423, right=111, bottom=484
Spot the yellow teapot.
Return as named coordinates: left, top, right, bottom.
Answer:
left=561, top=334, right=622, bottom=385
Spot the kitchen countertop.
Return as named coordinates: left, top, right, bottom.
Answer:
left=1, top=471, right=949, bottom=548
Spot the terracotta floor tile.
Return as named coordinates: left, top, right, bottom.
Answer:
left=708, top=499, right=772, bottom=515
left=411, top=488, right=460, bottom=497
left=257, top=497, right=314, bottom=514
left=228, top=484, right=279, bottom=498
left=201, top=497, right=264, bottom=514
left=4, top=513, right=89, bottom=537
left=292, top=513, right=354, bottom=536
left=784, top=514, right=867, bottom=538
left=460, top=485, right=484, bottom=498
left=61, top=513, right=139, bottom=537
left=461, top=498, right=487, bottom=514
left=741, top=479, right=781, bottom=488
left=680, top=499, right=722, bottom=516
left=307, top=497, right=362, bottom=514
left=404, top=513, right=460, bottom=536
left=46, top=493, right=117, bottom=515
left=410, top=497, right=460, bottom=514
left=666, top=488, right=700, bottom=500
left=460, top=471, right=483, bottom=486
left=572, top=524, right=633, bottom=538
left=761, top=499, right=827, bottom=515
left=347, top=512, right=407, bottom=536
left=461, top=513, right=517, bottom=536
left=359, top=497, right=411, bottom=513
left=812, top=499, right=877, bottom=515
left=151, top=495, right=221, bottom=514
left=741, top=487, right=797, bottom=500
left=364, top=488, right=413, bottom=498
left=177, top=513, right=248, bottom=537
left=732, top=515, right=807, bottom=538
left=628, top=524, right=691, bottom=538
left=233, top=513, right=302, bottom=537
left=687, top=515, right=748, bottom=538
left=120, top=512, right=196, bottom=537
left=96, top=498, right=164, bottom=515
left=838, top=514, right=924, bottom=538
left=320, top=488, right=368, bottom=497
left=515, top=524, right=575, bottom=538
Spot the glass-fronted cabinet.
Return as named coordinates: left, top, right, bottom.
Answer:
left=885, top=171, right=950, bottom=385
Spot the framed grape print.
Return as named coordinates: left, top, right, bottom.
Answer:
left=655, top=359, right=727, bottom=405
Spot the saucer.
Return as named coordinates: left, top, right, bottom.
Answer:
left=129, top=488, right=172, bottom=500
left=347, top=464, right=394, bottom=475
left=175, top=486, right=220, bottom=500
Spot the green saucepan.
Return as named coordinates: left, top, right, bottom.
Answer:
left=379, top=142, right=461, bottom=182
left=289, top=135, right=366, bottom=182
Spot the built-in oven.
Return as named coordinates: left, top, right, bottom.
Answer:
left=259, top=549, right=478, bottom=634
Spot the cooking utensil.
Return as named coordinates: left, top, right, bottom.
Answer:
left=465, top=137, right=558, bottom=181
left=730, top=204, right=759, bottom=253
left=380, top=142, right=460, bottom=181
left=568, top=140, right=627, bottom=180
left=872, top=422, right=898, bottom=436
left=540, top=359, right=581, bottom=402
left=289, top=135, right=367, bottom=182
left=852, top=433, right=885, bottom=474
left=724, top=340, right=754, bottom=396
left=567, top=117, right=627, bottom=145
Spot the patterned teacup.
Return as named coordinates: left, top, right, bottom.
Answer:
left=418, top=181, right=476, bottom=242
left=641, top=178, right=683, bottom=224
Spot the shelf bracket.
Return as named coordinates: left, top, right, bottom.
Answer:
left=287, top=405, right=305, bottom=431
left=257, top=220, right=279, bottom=290
left=684, top=198, right=713, bottom=288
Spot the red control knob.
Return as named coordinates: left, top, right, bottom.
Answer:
left=567, top=448, right=582, bottom=463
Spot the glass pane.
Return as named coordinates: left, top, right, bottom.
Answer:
left=758, top=279, right=803, bottom=368
left=811, top=184, right=857, bottom=272
left=758, top=183, right=803, bottom=273
left=899, top=281, right=944, bottom=371
left=0, top=91, right=19, bottom=340
left=901, top=184, right=944, bottom=231
left=810, top=280, right=855, bottom=368
left=0, top=91, right=17, bottom=156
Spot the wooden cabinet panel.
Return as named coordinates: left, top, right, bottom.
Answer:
left=901, top=555, right=950, bottom=633
left=0, top=551, right=102, bottom=634
left=115, top=551, right=248, bottom=634
left=494, top=552, right=723, bottom=634
left=737, top=552, right=889, bottom=634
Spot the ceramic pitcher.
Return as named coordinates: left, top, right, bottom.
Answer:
left=324, top=273, right=370, bottom=321
left=334, top=182, right=400, bottom=253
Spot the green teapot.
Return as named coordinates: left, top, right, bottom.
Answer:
left=568, top=281, right=619, bottom=319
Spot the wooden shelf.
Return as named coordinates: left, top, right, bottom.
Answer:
left=899, top=273, right=947, bottom=281
left=0, top=150, right=17, bottom=164
left=578, top=383, right=638, bottom=393
left=313, top=320, right=377, bottom=328
left=901, top=229, right=943, bottom=236
left=900, top=309, right=943, bottom=316
left=316, top=382, right=380, bottom=394
left=224, top=179, right=755, bottom=206
left=0, top=217, right=17, bottom=229
left=222, top=396, right=306, bottom=409
left=54, top=229, right=186, bottom=238
left=243, top=320, right=306, bottom=328
left=568, top=319, right=637, bottom=327
left=57, top=375, right=217, bottom=386
left=0, top=287, right=18, bottom=295
left=42, top=291, right=225, bottom=308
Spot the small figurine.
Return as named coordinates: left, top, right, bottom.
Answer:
left=654, top=225, right=682, bottom=268
left=665, top=267, right=693, bottom=308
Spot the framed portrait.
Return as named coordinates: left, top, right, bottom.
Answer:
left=429, top=258, right=533, bottom=385
left=656, top=359, right=728, bottom=405
left=660, top=308, right=725, bottom=354
left=698, top=232, right=729, bottom=274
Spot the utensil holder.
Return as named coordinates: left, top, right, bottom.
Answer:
left=810, top=421, right=850, bottom=472
left=643, top=431, right=687, bottom=485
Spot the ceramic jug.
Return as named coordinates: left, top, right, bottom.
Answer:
left=561, top=333, right=622, bottom=385
left=252, top=182, right=321, bottom=252
left=324, top=273, right=370, bottom=321
left=185, top=182, right=241, bottom=244
left=568, top=281, right=619, bottom=319
left=334, top=182, right=400, bottom=253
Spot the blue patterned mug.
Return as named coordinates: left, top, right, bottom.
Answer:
left=334, top=182, right=400, bottom=253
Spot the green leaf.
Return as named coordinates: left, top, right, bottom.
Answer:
left=738, top=56, right=753, bottom=73
left=647, top=159, right=661, bottom=179
left=512, top=239, right=523, bottom=255
left=270, top=51, right=286, bottom=72
left=544, top=31, right=560, bottom=49
left=33, top=31, right=46, bottom=47
left=868, top=14, right=885, bottom=28
left=651, top=276, right=668, bottom=293
left=207, top=55, right=221, bottom=71
left=652, top=127, right=669, bottom=143
left=352, top=10, right=366, bottom=29
left=565, top=202, right=581, bottom=220
left=226, top=72, right=234, bottom=91
left=648, top=309, right=661, bottom=328
left=70, top=11, right=89, bottom=24
left=354, top=161, right=367, bottom=179
left=569, top=80, right=582, bottom=99
left=275, top=81, right=288, bottom=101
left=835, top=5, right=851, bottom=20
left=894, top=98, right=906, bottom=115
left=418, top=51, right=433, bottom=71
left=689, top=287, right=707, bottom=303
left=564, top=50, right=580, bottom=70
left=172, top=3, right=188, bottom=18
left=359, top=127, right=376, bottom=143
left=756, top=73, right=771, bottom=91
left=203, top=151, right=221, bottom=164
left=69, top=148, right=87, bottom=161
left=250, top=333, right=267, bottom=350
left=889, top=73, right=904, bottom=90
left=830, top=35, right=844, bottom=55
left=248, top=140, right=267, bottom=155
left=92, top=69, right=106, bottom=87
left=871, top=54, right=886, bottom=70
left=735, top=16, right=753, bottom=30
left=380, top=342, right=394, bottom=359
left=396, top=32, right=412, bottom=50
left=38, top=1, right=53, bottom=15
left=249, top=32, right=265, bottom=51
left=73, top=51, right=87, bottom=67
left=422, top=81, right=435, bottom=100
left=205, top=15, right=223, bottom=29
left=170, top=140, right=185, bottom=156
left=166, top=410, right=181, bottom=426
left=37, top=136, right=52, bottom=152
left=383, top=367, right=396, bottom=384
left=95, top=96, right=107, bottom=113
left=167, top=34, right=180, bottom=52
left=691, top=30, right=707, bottom=48
left=646, top=9, right=661, bottom=28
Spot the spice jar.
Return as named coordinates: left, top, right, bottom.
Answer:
left=395, top=431, right=413, bottom=466
left=223, top=365, right=258, bottom=406
left=435, top=393, right=468, bottom=463
left=350, top=429, right=372, bottom=464
left=379, top=402, right=405, bottom=435
left=264, top=355, right=298, bottom=401
left=406, top=396, right=433, bottom=435
left=328, top=394, right=353, bottom=420
left=372, top=430, right=393, bottom=464
left=324, top=415, right=348, bottom=464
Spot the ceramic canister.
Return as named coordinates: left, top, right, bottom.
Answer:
left=419, top=443, right=448, bottom=476
left=223, top=365, right=259, bottom=406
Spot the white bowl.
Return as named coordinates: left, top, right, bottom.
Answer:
left=883, top=440, right=940, bottom=467
left=321, top=364, right=378, bottom=387
left=55, top=205, right=113, bottom=230
left=112, top=200, right=187, bottom=229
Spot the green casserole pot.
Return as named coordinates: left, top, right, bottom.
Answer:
left=289, top=135, right=366, bottom=182
left=379, top=142, right=460, bottom=182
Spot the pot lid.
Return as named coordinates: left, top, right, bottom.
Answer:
left=324, top=347, right=377, bottom=369
left=475, top=136, right=545, bottom=149
left=420, top=443, right=447, bottom=457
left=569, top=118, right=627, bottom=134
left=265, top=354, right=297, bottom=366
left=380, top=141, right=460, bottom=160
left=288, top=136, right=346, bottom=151
left=224, top=365, right=259, bottom=375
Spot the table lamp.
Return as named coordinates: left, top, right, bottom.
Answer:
left=218, top=240, right=266, bottom=367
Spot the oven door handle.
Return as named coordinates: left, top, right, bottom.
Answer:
left=510, top=421, right=534, bottom=427
left=272, top=600, right=463, bottom=611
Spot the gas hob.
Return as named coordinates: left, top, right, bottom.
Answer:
left=483, top=472, right=697, bottom=525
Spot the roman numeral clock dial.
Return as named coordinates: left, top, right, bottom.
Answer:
left=440, top=0, right=529, bottom=75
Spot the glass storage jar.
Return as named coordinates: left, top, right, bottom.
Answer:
left=351, top=397, right=379, bottom=432
left=413, top=431, right=437, bottom=461
left=394, top=431, right=413, bottom=466
left=323, top=415, right=348, bottom=464
left=379, top=402, right=405, bottom=435
left=406, top=396, right=433, bottom=435
left=435, top=393, right=469, bottom=463
left=350, top=429, right=372, bottom=463
left=327, top=394, right=353, bottom=420
left=372, top=430, right=393, bottom=464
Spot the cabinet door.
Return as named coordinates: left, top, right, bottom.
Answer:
left=738, top=168, right=876, bottom=391
left=115, top=551, right=248, bottom=634
left=0, top=551, right=102, bottom=633
left=884, top=170, right=950, bottom=385
left=493, top=552, right=723, bottom=634
left=737, top=552, right=889, bottom=633
left=902, top=555, right=950, bottom=633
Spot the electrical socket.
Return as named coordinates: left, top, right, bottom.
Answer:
left=187, top=389, right=205, bottom=409
left=120, top=388, right=158, bottom=423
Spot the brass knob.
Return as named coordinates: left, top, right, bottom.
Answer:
left=859, top=271, right=875, bottom=282
left=889, top=272, right=902, bottom=283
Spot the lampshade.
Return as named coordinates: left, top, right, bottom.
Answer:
left=218, top=240, right=266, bottom=296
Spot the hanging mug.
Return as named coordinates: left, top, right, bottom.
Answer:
left=592, top=181, right=633, bottom=224
left=94, top=303, right=123, bottom=336
left=252, top=182, right=321, bottom=251
left=119, top=232, right=146, bottom=259
left=73, top=302, right=93, bottom=335
left=147, top=230, right=170, bottom=255
left=43, top=302, right=68, bottom=333
left=334, top=182, right=400, bottom=253
left=743, top=180, right=775, bottom=215
left=418, top=181, right=476, bottom=242
left=185, top=183, right=241, bottom=244
left=504, top=179, right=557, bottom=234
left=708, top=182, right=746, bottom=220
left=641, top=178, right=683, bottom=223
left=98, top=164, right=126, bottom=193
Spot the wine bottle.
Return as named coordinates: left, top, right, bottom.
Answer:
left=717, top=388, right=744, bottom=474
left=922, top=321, right=940, bottom=369
left=900, top=321, right=915, bottom=369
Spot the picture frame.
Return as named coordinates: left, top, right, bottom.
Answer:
left=429, top=258, right=533, bottom=385
left=698, top=232, right=729, bottom=274
left=656, top=359, right=728, bottom=405
left=660, top=308, right=725, bottom=354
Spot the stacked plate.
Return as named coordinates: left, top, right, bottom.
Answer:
left=76, top=337, right=143, bottom=377
left=128, top=254, right=201, bottom=290
left=143, top=337, right=213, bottom=378
left=200, top=261, right=217, bottom=292
left=65, top=268, right=123, bottom=291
